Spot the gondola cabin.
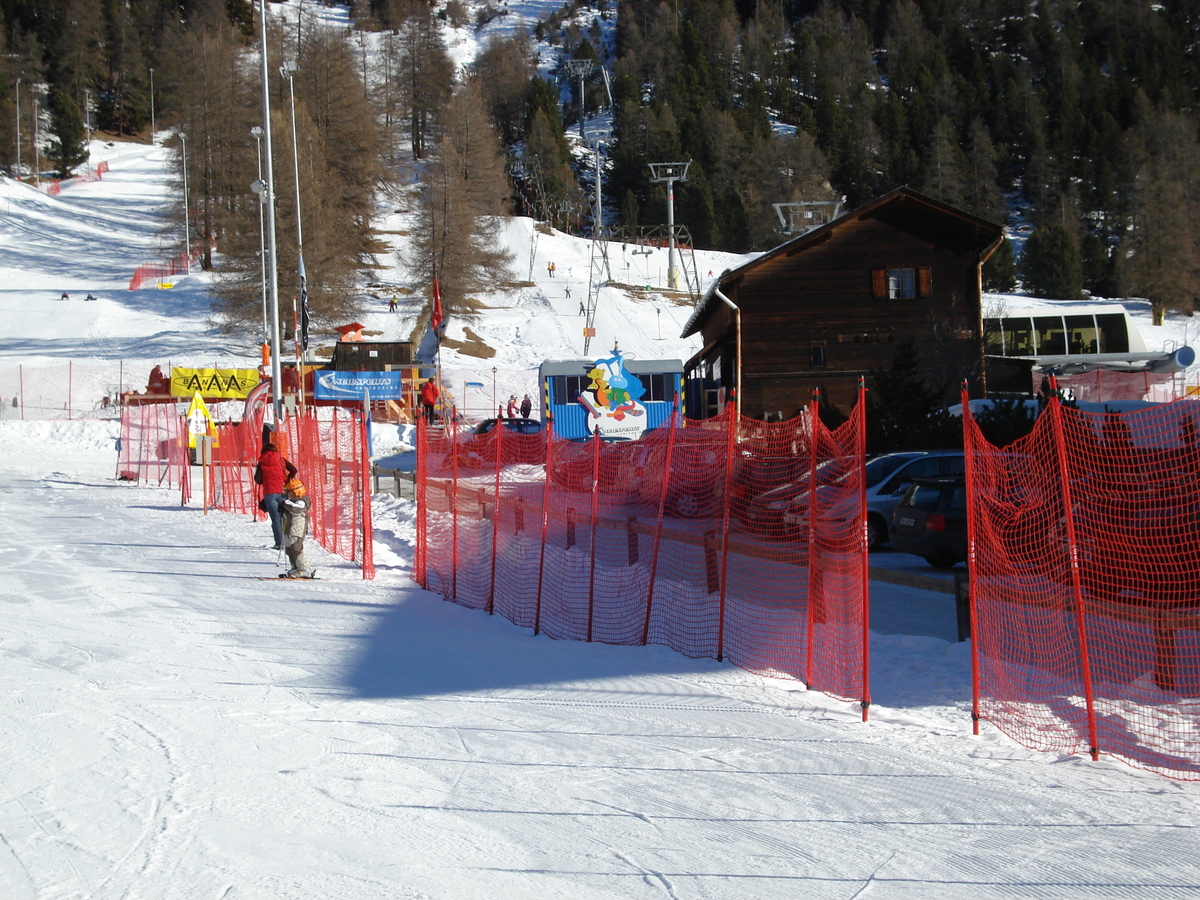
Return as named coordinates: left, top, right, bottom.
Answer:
left=539, top=352, right=684, bottom=441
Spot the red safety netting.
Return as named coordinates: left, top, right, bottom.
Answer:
left=128, top=246, right=202, bottom=291
left=117, top=402, right=191, bottom=502
left=416, top=389, right=869, bottom=711
left=964, top=390, right=1200, bottom=778
left=209, top=408, right=374, bottom=578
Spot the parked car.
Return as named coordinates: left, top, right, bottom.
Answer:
left=890, top=475, right=969, bottom=568
left=738, top=450, right=966, bottom=549
left=547, top=428, right=725, bottom=518
left=448, top=417, right=544, bottom=468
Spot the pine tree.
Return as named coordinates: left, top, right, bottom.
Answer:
left=1020, top=224, right=1082, bottom=301
left=45, top=90, right=88, bottom=177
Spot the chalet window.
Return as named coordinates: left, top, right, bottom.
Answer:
left=553, top=374, right=589, bottom=402
left=810, top=342, right=827, bottom=368
left=872, top=267, right=932, bottom=300
left=637, top=372, right=672, bottom=402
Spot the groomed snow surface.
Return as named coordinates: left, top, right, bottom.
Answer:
left=3, top=59, right=1200, bottom=900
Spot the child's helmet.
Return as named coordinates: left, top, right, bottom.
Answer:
left=284, top=477, right=307, bottom=497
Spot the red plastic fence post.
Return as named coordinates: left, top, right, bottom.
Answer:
left=487, top=418, right=503, bottom=614
left=415, top=415, right=426, bottom=585
left=961, top=383, right=983, bottom=735
left=534, top=424, right=554, bottom=635
left=640, top=398, right=679, bottom=646
left=1049, top=396, right=1102, bottom=761
left=586, top=427, right=601, bottom=642
left=360, top=410, right=374, bottom=579
left=715, top=402, right=738, bottom=661
left=805, top=390, right=820, bottom=689
left=856, top=381, right=870, bottom=722
left=451, top=415, right=460, bottom=601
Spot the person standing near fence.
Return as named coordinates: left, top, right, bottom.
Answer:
left=280, top=477, right=314, bottom=578
left=255, top=440, right=296, bottom=550
left=520, top=394, right=532, bottom=418
left=507, top=395, right=519, bottom=419
left=419, top=378, right=439, bottom=424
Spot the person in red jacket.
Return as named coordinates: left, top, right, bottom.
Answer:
left=419, top=379, right=439, bottom=424
left=255, top=440, right=297, bottom=550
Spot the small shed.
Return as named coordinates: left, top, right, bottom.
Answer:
left=330, top=340, right=414, bottom=372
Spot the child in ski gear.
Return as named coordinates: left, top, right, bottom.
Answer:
left=255, top=440, right=297, bottom=550
left=280, top=477, right=312, bottom=578
left=520, top=394, right=532, bottom=418
left=506, top=395, right=519, bottom=418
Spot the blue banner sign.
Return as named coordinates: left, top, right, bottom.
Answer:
left=313, top=370, right=405, bottom=401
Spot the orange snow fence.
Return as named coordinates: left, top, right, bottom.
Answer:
left=117, top=402, right=191, bottom=502
left=964, top=389, right=1200, bottom=778
left=209, top=408, right=374, bottom=579
left=416, top=389, right=870, bottom=712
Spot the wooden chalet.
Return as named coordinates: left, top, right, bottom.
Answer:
left=681, top=188, right=1004, bottom=418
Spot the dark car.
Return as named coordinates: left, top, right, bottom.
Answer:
left=738, top=450, right=965, bottom=549
left=890, top=475, right=969, bottom=568
left=449, top=417, right=544, bottom=468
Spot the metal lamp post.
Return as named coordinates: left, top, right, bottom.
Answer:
left=149, top=68, right=155, bottom=143
left=251, top=126, right=268, bottom=344
left=280, top=58, right=305, bottom=358
left=648, top=161, right=691, bottom=291
left=258, top=0, right=284, bottom=422
left=179, top=132, right=191, bottom=269
left=14, top=79, right=20, bottom=179
left=32, top=89, right=39, bottom=187
left=84, top=89, right=90, bottom=147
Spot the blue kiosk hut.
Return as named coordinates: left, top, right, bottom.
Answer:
left=539, top=349, right=684, bottom=441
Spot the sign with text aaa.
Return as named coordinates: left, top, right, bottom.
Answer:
left=313, top=370, right=404, bottom=401
left=171, top=367, right=260, bottom=399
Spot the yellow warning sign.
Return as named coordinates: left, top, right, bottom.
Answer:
left=185, top=392, right=217, bottom=450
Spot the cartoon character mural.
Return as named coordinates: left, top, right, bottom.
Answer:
left=576, top=348, right=649, bottom=440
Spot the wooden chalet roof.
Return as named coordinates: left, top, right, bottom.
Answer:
left=682, top=187, right=1004, bottom=338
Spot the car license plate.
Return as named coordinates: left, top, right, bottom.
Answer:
left=898, top=516, right=915, bottom=527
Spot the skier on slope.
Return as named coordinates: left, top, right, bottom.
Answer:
left=280, top=477, right=314, bottom=579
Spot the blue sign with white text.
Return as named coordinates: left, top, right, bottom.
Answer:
left=313, top=370, right=404, bottom=401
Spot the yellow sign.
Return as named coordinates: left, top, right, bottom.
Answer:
left=171, top=367, right=261, bottom=399
left=185, top=392, right=217, bottom=449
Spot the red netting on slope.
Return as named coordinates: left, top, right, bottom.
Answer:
left=280, top=409, right=374, bottom=576
left=209, top=409, right=374, bottom=578
left=416, top=392, right=869, bottom=709
left=117, top=403, right=190, bottom=502
left=964, top=394, right=1200, bottom=778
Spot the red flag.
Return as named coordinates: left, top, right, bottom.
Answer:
left=431, top=276, right=443, bottom=332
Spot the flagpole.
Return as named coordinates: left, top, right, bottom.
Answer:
left=432, top=273, right=444, bottom=423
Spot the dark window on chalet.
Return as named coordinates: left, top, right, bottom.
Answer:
left=552, top=374, right=589, bottom=402
left=810, top=342, right=827, bottom=368
left=637, top=372, right=672, bottom=402
left=872, top=267, right=932, bottom=300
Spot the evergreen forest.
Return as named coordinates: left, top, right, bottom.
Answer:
left=1, top=0, right=1198, bottom=328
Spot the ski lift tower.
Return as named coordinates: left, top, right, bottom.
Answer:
left=772, top=198, right=845, bottom=237
left=582, top=124, right=613, bottom=356
left=649, top=161, right=691, bottom=292
left=563, top=59, right=594, bottom=140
